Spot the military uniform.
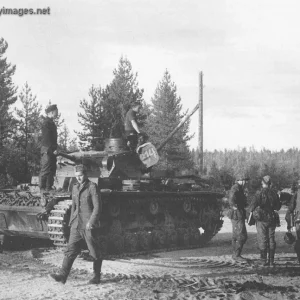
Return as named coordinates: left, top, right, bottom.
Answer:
left=228, top=183, right=248, bottom=260
left=250, top=186, right=281, bottom=265
left=39, top=116, right=57, bottom=190
left=65, top=179, right=102, bottom=261
left=51, top=177, right=103, bottom=284
left=124, top=108, right=139, bottom=150
left=287, top=190, right=300, bottom=263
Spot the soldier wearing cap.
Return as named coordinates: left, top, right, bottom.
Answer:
left=39, top=104, right=58, bottom=191
left=124, top=101, right=142, bottom=150
left=50, top=164, right=103, bottom=284
left=228, top=174, right=249, bottom=261
left=250, top=175, right=281, bottom=266
left=286, top=180, right=300, bottom=263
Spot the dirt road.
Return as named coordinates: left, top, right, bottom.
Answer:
left=1, top=213, right=300, bottom=300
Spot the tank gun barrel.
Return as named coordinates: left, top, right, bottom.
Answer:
left=156, top=103, right=199, bottom=152
left=57, top=152, right=79, bottom=163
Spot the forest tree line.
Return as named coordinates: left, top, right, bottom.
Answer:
left=0, top=37, right=298, bottom=191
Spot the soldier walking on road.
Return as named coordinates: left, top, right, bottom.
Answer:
left=39, top=104, right=58, bottom=192
left=250, top=175, right=281, bottom=267
left=50, top=164, right=103, bottom=284
left=228, top=175, right=249, bottom=261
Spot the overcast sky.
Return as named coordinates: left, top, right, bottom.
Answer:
left=1, top=0, right=300, bottom=151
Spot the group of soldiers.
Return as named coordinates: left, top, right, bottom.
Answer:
left=228, top=174, right=300, bottom=267
left=40, top=103, right=300, bottom=285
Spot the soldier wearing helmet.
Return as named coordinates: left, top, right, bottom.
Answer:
left=250, top=175, right=281, bottom=267
left=286, top=179, right=300, bottom=263
left=228, top=173, right=249, bottom=261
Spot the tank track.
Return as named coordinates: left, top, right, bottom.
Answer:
left=47, top=193, right=223, bottom=259
left=47, top=200, right=72, bottom=247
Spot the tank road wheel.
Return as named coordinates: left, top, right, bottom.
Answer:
left=109, top=200, right=121, bottom=217
left=149, top=200, right=159, bottom=215
left=108, top=234, right=124, bottom=254
left=183, top=199, right=192, bottom=213
left=138, top=231, right=152, bottom=251
left=152, top=230, right=166, bottom=249
left=165, top=229, right=178, bottom=247
left=124, top=232, right=138, bottom=253
left=189, top=227, right=201, bottom=245
left=177, top=228, right=190, bottom=246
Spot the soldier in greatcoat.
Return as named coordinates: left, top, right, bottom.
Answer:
left=50, top=164, right=103, bottom=284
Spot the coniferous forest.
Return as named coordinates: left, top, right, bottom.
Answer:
left=0, top=37, right=298, bottom=192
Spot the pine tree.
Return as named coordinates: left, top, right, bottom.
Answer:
left=104, top=56, right=146, bottom=137
left=145, top=70, right=193, bottom=172
left=0, top=38, right=18, bottom=186
left=77, top=85, right=107, bottom=150
left=0, top=38, right=18, bottom=145
left=58, top=123, right=78, bottom=152
left=15, top=82, right=42, bottom=180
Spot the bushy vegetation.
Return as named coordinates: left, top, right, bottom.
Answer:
left=192, top=148, right=299, bottom=192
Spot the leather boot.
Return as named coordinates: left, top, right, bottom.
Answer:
left=39, top=176, right=47, bottom=191
left=260, top=249, right=268, bottom=266
left=46, top=174, right=54, bottom=191
left=269, top=249, right=275, bottom=267
left=233, top=247, right=246, bottom=262
left=231, top=241, right=236, bottom=260
left=88, top=259, right=102, bottom=284
left=50, top=256, right=75, bottom=284
left=296, top=252, right=300, bottom=264
left=260, top=250, right=268, bottom=265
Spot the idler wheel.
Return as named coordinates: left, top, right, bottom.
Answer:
left=109, top=200, right=121, bottom=217
left=183, top=199, right=192, bottom=213
left=149, top=200, right=159, bottom=215
left=138, top=231, right=152, bottom=251
left=152, top=230, right=166, bottom=249
left=124, top=232, right=138, bottom=253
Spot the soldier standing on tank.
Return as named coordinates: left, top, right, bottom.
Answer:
left=228, top=175, right=249, bottom=261
left=250, top=175, right=281, bottom=267
left=124, top=101, right=142, bottom=150
left=50, top=164, right=103, bottom=284
left=286, top=180, right=300, bottom=264
left=39, top=104, right=58, bottom=192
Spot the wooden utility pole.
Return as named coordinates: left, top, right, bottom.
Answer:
left=198, top=72, right=204, bottom=174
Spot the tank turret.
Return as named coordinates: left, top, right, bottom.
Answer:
left=55, top=103, right=200, bottom=191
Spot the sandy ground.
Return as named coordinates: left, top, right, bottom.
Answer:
left=1, top=210, right=300, bottom=300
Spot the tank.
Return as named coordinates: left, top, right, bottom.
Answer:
left=0, top=104, right=224, bottom=257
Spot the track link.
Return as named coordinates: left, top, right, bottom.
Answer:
left=47, top=200, right=72, bottom=247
